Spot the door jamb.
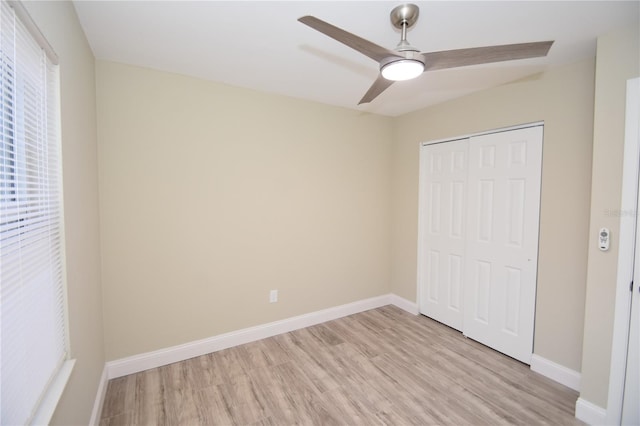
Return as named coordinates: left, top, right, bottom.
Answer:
left=606, top=77, right=640, bottom=425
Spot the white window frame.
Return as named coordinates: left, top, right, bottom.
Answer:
left=0, top=1, right=74, bottom=424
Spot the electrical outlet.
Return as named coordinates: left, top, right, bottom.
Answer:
left=269, top=289, right=278, bottom=303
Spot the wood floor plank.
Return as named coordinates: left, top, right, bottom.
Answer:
left=197, top=384, right=235, bottom=425
left=101, top=374, right=136, bottom=419
left=101, top=306, right=582, bottom=425
left=216, top=374, right=270, bottom=424
left=99, top=410, right=135, bottom=426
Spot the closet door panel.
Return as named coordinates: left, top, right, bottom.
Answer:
left=418, top=139, right=469, bottom=331
left=463, top=126, right=543, bottom=364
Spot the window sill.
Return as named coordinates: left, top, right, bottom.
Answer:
left=31, top=359, right=76, bottom=425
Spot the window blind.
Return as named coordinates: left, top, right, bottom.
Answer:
left=0, top=1, right=67, bottom=424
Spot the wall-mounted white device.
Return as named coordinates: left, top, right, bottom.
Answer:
left=599, top=228, right=610, bottom=251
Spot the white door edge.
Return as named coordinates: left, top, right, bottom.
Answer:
left=606, top=77, right=640, bottom=425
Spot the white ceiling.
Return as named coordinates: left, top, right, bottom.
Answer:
left=73, top=1, right=639, bottom=117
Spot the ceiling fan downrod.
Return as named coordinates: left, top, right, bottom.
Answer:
left=390, top=3, right=420, bottom=52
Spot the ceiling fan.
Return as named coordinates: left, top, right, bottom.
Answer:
left=298, top=4, right=554, bottom=104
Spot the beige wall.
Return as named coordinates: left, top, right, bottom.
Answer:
left=581, top=23, right=639, bottom=408
left=96, top=61, right=393, bottom=360
left=22, top=1, right=104, bottom=425
left=390, top=59, right=596, bottom=372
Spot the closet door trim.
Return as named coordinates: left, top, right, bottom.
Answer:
left=420, top=121, right=544, bottom=147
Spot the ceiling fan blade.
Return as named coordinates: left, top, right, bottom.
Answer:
left=299, top=16, right=401, bottom=63
left=422, top=41, right=554, bottom=71
left=358, top=75, right=395, bottom=105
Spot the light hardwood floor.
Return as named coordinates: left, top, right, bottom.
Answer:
left=100, top=305, right=582, bottom=425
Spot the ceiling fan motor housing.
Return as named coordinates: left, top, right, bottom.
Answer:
left=380, top=50, right=424, bottom=69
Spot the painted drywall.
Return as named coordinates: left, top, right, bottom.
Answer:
left=21, top=1, right=104, bottom=425
left=390, top=58, right=595, bottom=373
left=96, top=61, right=393, bottom=360
left=581, top=23, right=640, bottom=408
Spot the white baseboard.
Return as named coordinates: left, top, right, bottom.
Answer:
left=106, top=294, right=392, bottom=379
left=530, top=354, right=581, bottom=391
left=88, top=364, right=108, bottom=425
left=389, top=294, right=419, bottom=315
left=575, top=397, right=607, bottom=425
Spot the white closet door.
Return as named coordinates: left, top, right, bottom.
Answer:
left=418, top=139, right=469, bottom=331
left=622, top=276, right=639, bottom=425
left=463, top=126, right=543, bottom=364
left=621, top=78, right=640, bottom=426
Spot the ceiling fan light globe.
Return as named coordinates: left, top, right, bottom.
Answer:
left=381, top=59, right=424, bottom=81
